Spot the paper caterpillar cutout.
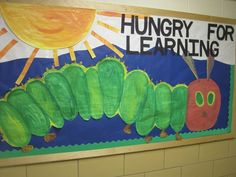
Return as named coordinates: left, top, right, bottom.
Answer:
left=0, top=55, right=221, bottom=150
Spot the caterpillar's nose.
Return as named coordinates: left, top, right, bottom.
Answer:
left=202, top=111, right=208, bottom=117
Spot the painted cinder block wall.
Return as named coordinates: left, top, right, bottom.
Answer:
left=0, top=0, right=236, bottom=177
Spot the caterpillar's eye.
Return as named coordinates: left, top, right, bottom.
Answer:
left=195, top=91, right=204, bottom=107
left=207, top=91, right=215, bottom=106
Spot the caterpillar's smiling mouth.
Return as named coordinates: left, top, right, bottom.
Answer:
left=202, top=111, right=208, bottom=117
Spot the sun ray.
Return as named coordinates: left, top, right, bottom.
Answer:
left=0, top=39, right=17, bottom=59
left=69, top=46, right=76, bottom=62
left=15, top=48, right=39, bottom=85
left=0, top=28, right=7, bottom=36
left=97, top=20, right=120, bottom=33
left=91, top=31, right=124, bottom=58
left=53, top=49, right=59, bottom=67
left=97, top=11, right=121, bottom=17
left=97, top=11, right=146, bottom=18
left=84, top=40, right=96, bottom=59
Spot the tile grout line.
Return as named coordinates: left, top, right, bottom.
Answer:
left=187, top=0, right=190, bottom=13
left=212, top=159, right=215, bottom=177
left=198, top=144, right=200, bottom=162
left=227, top=140, right=231, bottom=157
left=220, top=0, right=224, bottom=17
left=163, top=149, right=166, bottom=169
left=123, top=154, right=125, bottom=176
left=77, top=160, right=79, bottom=177
left=26, top=165, right=28, bottom=177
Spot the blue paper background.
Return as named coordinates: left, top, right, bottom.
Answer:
left=0, top=45, right=231, bottom=151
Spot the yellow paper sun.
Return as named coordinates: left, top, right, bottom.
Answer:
left=1, top=3, right=95, bottom=49
left=0, top=3, right=123, bottom=85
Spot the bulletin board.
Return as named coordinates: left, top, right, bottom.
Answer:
left=0, top=1, right=235, bottom=167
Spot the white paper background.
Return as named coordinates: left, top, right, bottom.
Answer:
left=0, top=14, right=235, bottom=65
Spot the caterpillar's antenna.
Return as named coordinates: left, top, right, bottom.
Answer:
left=182, top=52, right=199, bottom=79
left=207, top=53, right=215, bottom=79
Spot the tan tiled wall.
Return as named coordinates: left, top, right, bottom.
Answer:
left=0, top=0, right=235, bottom=177
left=1, top=139, right=236, bottom=177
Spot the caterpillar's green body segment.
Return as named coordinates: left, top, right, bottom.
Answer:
left=155, top=82, right=172, bottom=131
left=62, top=64, right=90, bottom=120
left=119, top=70, right=149, bottom=125
left=44, top=71, right=77, bottom=121
left=0, top=57, right=196, bottom=149
left=26, top=79, right=64, bottom=128
left=86, top=67, right=103, bottom=119
left=0, top=101, right=31, bottom=147
left=7, top=88, right=50, bottom=136
left=136, top=83, right=156, bottom=136
left=170, top=84, right=188, bottom=133
left=97, top=58, right=126, bottom=118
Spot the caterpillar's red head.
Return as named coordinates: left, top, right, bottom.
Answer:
left=186, top=78, right=221, bottom=131
left=183, top=54, right=221, bottom=131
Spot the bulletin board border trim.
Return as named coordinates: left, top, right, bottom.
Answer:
left=0, top=131, right=234, bottom=167
left=0, top=127, right=232, bottom=158
left=2, top=0, right=236, bottom=24
left=0, top=0, right=235, bottom=167
left=0, top=66, right=234, bottom=167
